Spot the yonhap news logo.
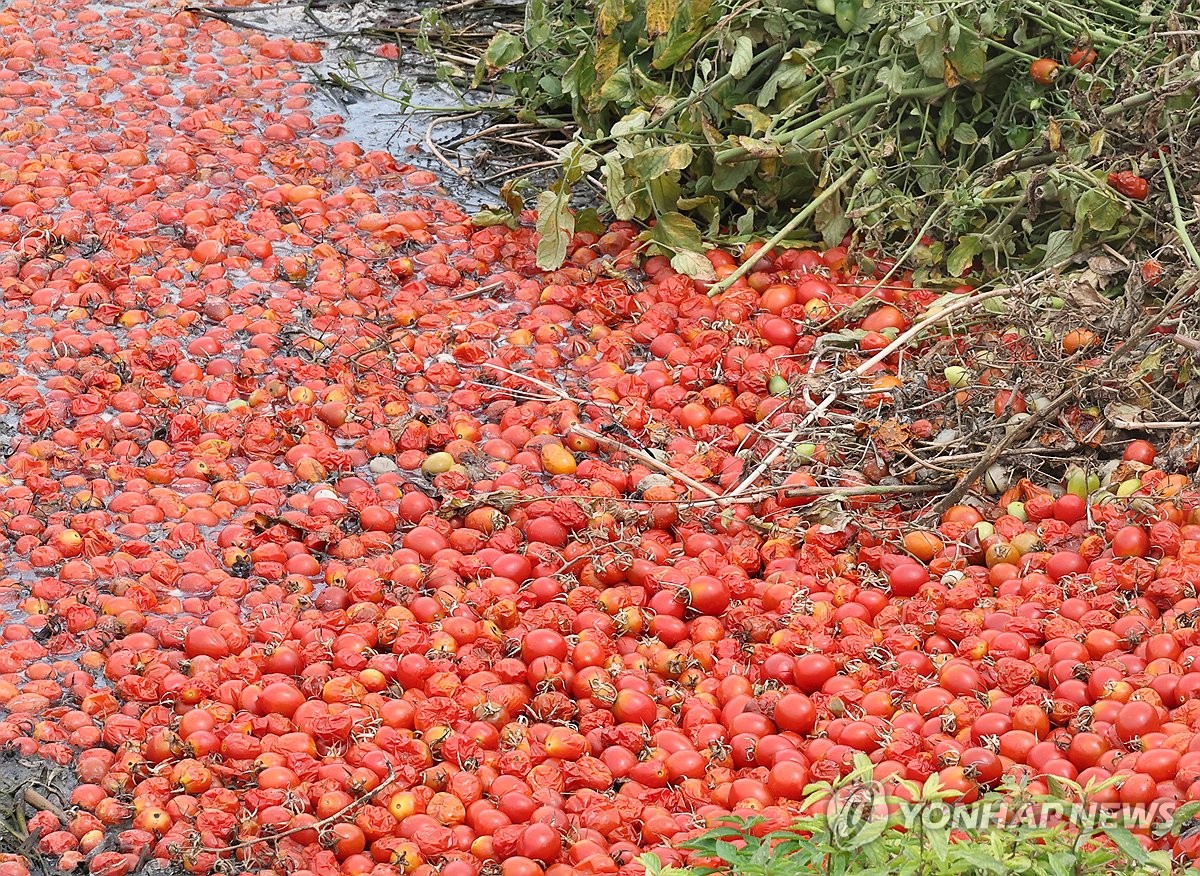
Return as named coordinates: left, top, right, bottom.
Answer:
left=824, top=780, right=1182, bottom=840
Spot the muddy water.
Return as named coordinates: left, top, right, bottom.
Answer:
left=214, top=0, right=506, bottom=210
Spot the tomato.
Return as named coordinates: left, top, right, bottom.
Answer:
left=774, top=694, right=817, bottom=734
left=1115, top=701, right=1161, bottom=743
left=687, top=576, right=731, bottom=616
left=1029, top=58, right=1060, bottom=85
left=888, top=562, right=929, bottom=597
left=792, top=655, right=837, bottom=694
left=760, top=284, right=797, bottom=314
left=1112, top=525, right=1149, bottom=558
left=861, top=305, right=907, bottom=333
left=760, top=317, right=799, bottom=347
left=778, top=471, right=818, bottom=507
left=1107, top=171, right=1149, bottom=201
left=1052, top=495, right=1087, bottom=524
left=1068, top=46, right=1098, bottom=68
left=1123, top=440, right=1157, bottom=465
left=1141, top=260, right=1164, bottom=288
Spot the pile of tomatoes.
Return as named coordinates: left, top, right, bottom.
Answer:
left=0, top=0, right=1198, bottom=875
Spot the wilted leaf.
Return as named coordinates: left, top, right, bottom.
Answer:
left=814, top=185, right=850, bottom=248
left=946, top=26, right=986, bottom=81
left=670, top=249, right=716, bottom=279
left=1075, top=188, right=1125, bottom=233
left=730, top=35, right=754, bottom=79
left=947, top=235, right=983, bottom=277
left=594, top=37, right=622, bottom=85
left=535, top=190, right=573, bottom=270
left=628, top=144, right=695, bottom=182
left=1047, top=117, right=1062, bottom=151
left=471, top=209, right=520, bottom=230
left=499, top=178, right=526, bottom=216
left=478, top=32, right=522, bottom=75
left=597, top=0, right=627, bottom=35
left=876, top=64, right=912, bottom=94
left=936, top=96, right=957, bottom=152
left=598, top=66, right=634, bottom=102
left=733, top=104, right=773, bottom=134
left=943, top=57, right=962, bottom=88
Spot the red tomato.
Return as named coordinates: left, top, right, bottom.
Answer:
left=1112, top=525, right=1149, bottom=558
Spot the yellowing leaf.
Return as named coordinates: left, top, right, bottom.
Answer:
left=1047, top=117, right=1062, bottom=151
left=646, top=0, right=676, bottom=37
left=597, top=0, right=627, bottom=35
left=594, top=37, right=621, bottom=85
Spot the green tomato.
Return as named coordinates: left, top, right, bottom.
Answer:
left=815, top=0, right=836, bottom=14
left=974, top=521, right=995, bottom=540
left=1065, top=466, right=1090, bottom=499
left=768, top=374, right=790, bottom=396
left=1116, top=478, right=1141, bottom=497
left=943, top=366, right=971, bottom=389
left=795, top=442, right=818, bottom=459
left=1007, top=502, right=1027, bottom=522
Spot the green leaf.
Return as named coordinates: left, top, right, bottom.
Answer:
left=947, top=234, right=983, bottom=277
left=534, top=190, right=572, bottom=270
left=876, top=63, right=912, bottom=94
left=711, top=158, right=756, bottom=193
left=730, top=35, right=754, bottom=79
left=951, top=846, right=1010, bottom=874
left=713, top=840, right=739, bottom=863
left=628, top=144, right=695, bottom=182
left=471, top=209, right=519, bottom=230
left=574, top=208, right=607, bottom=235
left=652, top=30, right=700, bottom=68
left=834, top=0, right=859, bottom=33
left=1075, top=188, right=1125, bottom=233
left=1170, top=801, right=1200, bottom=834
left=953, top=123, right=979, bottom=145
left=947, top=25, right=987, bottom=81
left=647, top=210, right=705, bottom=254
left=1041, top=229, right=1075, bottom=268
left=1105, top=826, right=1151, bottom=863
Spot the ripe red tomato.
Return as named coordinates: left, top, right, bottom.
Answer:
left=1029, top=58, right=1060, bottom=85
left=1068, top=46, right=1098, bottom=68
left=1112, top=525, right=1149, bottom=558
left=1052, top=494, right=1087, bottom=524
left=861, top=305, right=907, bottom=333
left=888, top=562, right=929, bottom=597
left=1107, top=170, right=1149, bottom=201
left=774, top=693, right=817, bottom=734
left=792, top=654, right=837, bottom=693
left=1123, top=439, right=1157, bottom=465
